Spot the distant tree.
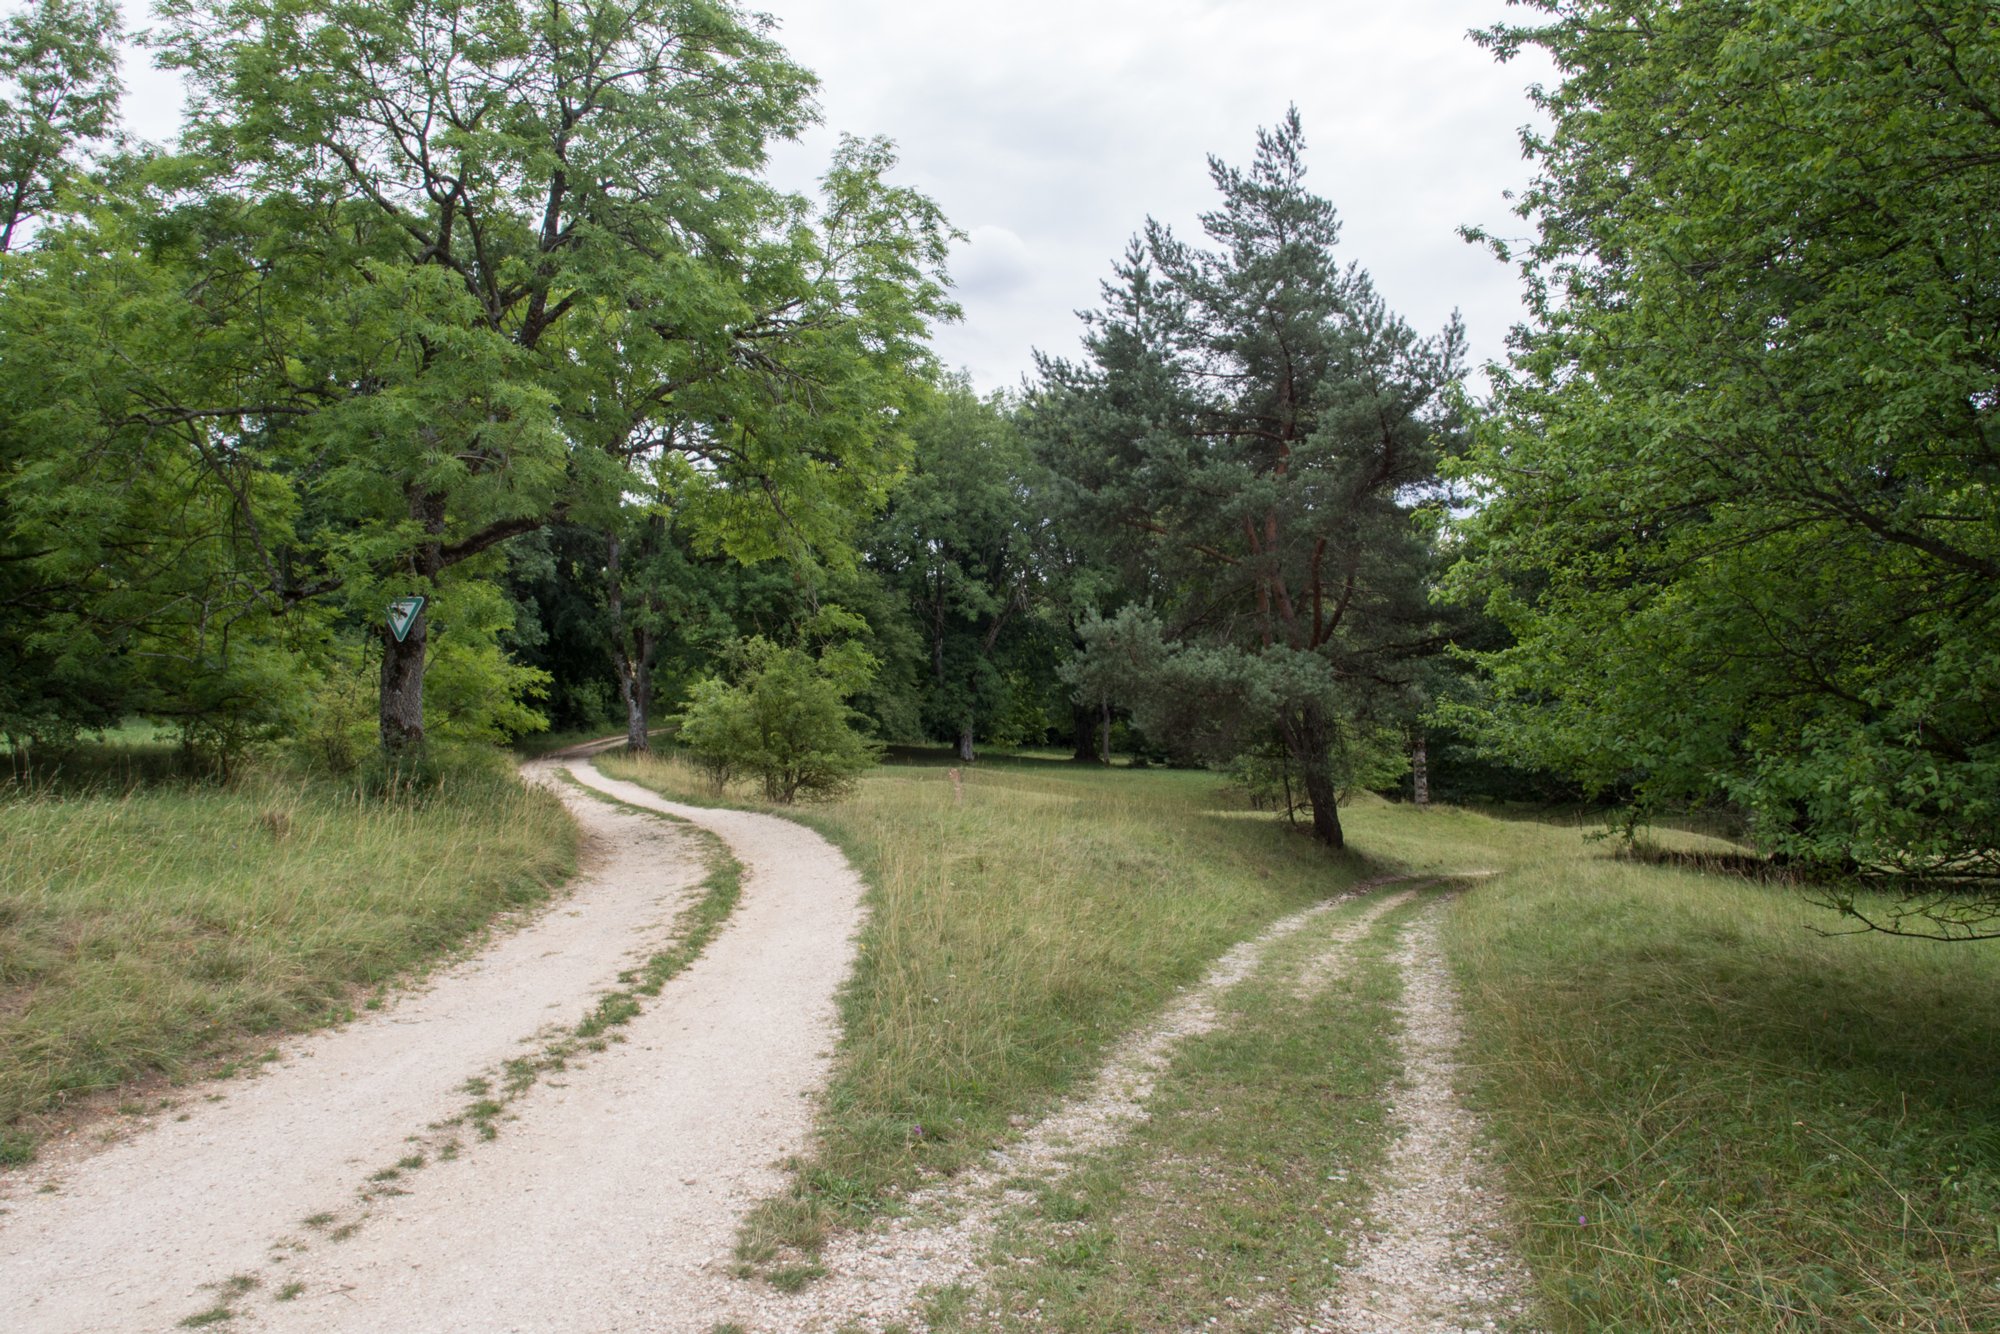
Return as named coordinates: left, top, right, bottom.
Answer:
left=865, top=379, right=1048, bottom=762
left=1038, top=111, right=1463, bottom=846
left=672, top=628, right=881, bottom=802
left=566, top=134, right=954, bottom=753
left=1446, top=1, right=2000, bottom=932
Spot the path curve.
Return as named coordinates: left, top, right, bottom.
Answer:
left=0, top=756, right=866, bottom=1334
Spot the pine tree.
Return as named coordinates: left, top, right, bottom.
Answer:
left=1038, top=110, right=1463, bottom=847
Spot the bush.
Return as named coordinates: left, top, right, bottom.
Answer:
left=672, top=638, right=882, bottom=803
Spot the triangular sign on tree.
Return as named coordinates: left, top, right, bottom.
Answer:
left=387, top=596, right=426, bottom=644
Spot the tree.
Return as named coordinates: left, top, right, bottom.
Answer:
left=865, top=378, right=1048, bottom=762
left=1037, top=111, right=1463, bottom=847
left=0, top=0, right=119, bottom=252
left=0, top=161, right=336, bottom=771
left=1446, top=2, right=2000, bottom=933
left=152, top=0, right=820, bottom=759
left=0, top=0, right=129, bottom=762
left=672, top=630, right=881, bottom=803
left=570, top=134, right=954, bottom=753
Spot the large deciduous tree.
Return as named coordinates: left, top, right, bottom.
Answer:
left=0, top=0, right=127, bottom=757
left=571, top=133, right=954, bottom=753
left=154, top=0, right=820, bottom=758
left=1039, top=111, right=1464, bottom=847
left=0, top=0, right=119, bottom=251
left=1446, top=1, right=2000, bottom=931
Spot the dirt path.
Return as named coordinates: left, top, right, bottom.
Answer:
left=0, top=757, right=865, bottom=1334
left=1315, top=898, right=1539, bottom=1334
left=760, top=877, right=1429, bottom=1332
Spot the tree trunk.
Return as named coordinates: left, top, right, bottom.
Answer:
left=605, top=526, right=665, bottom=753
left=1100, top=700, right=1112, bottom=764
left=1283, top=701, right=1346, bottom=849
left=957, top=724, right=976, bottom=763
left=1070, top=699, right=1102, bottom=763
left=379, top=488, right=444, bottom=759
left=1411, top=727, right=1430, bottom=808
left=379, top=614, right=427, bottom=756
left=621, top=648, right=652, bottom=752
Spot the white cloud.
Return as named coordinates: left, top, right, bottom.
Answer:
left=763, top=0, right=1553, bottom=392
left=951, top=225, right=1036, bottom=299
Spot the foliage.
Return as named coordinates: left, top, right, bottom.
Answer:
left=1446, top=1, right=2000, bottom=928
left=862, top=378, right=1056, bottom=759
left=566, top=129, right=954, bottom=752
left=0, top=0, right=120, bottom=250
left=0, top=191, right=320, bottom=763
left=1223, top=724, right=1408, bottom=819
left=0, top=0, right=950, bottom=771
left=1036, top=110, right=1463, bottom=845
left=671, top=633, right=882, bottom=802
left=133, top=0, right=839, bottom=754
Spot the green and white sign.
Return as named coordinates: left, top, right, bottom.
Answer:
left=387, top=596, right=426, bottom=644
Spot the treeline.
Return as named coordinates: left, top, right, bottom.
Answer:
left=1, top=0, right=1493, bottom=837
left=1, top=0, right=952, bottom=775
left=6, top=0, right=1994, bottom=918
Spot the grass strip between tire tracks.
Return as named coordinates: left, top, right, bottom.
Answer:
left=407, top=770, right=743, bottom=1156
left=927, top=888, right=1430, bottom=1332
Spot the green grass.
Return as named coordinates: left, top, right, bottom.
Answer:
left=594, top=746, right=1386, bottom=1264
left=601, top=749, right=2000, bottom=1325
left=1421, top=809, right=2000, bottom=1332
left=0, top=766, right=577, bottom=1160
left=947, top=889, right=1428, bottom=1331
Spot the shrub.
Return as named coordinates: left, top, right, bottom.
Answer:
left=672, top=638, right=881, bottom=803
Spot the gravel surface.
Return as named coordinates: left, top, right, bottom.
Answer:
left=1312, top=900, right=1541, bottom=1334
left=0, top=757, right=866, bottom=1334
left=764, top=876, right=1425, bottom=1333
left=1290, top=884, right=1425, bottom=1001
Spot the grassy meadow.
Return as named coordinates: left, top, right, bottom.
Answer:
left=606, top=746, right=2000, bottom=1331
left=1440, top=834, right=2000, bottom=1332
left=0, top=762, right=575, bottom=1165
left=934, top=887, right=1436, bottom=1332
left=7, top=727, right=1996, bottom=1331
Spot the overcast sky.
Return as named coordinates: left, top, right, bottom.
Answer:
left=114, top=0, right=1553, bottom=395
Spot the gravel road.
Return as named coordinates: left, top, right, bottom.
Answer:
left=0, top=757, right=865, bottom=1333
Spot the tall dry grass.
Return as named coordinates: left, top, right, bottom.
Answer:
left=0, top=768, right=575, bottom=1163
